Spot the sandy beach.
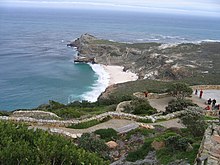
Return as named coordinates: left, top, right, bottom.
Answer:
left=102, top=65, right=138, bottom=85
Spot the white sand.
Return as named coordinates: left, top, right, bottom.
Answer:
left=102, top=65, right=138, bottom=85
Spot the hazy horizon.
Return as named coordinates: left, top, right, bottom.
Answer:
left=1, top=0, right=220, bottom=17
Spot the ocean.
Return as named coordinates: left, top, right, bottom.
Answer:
left=0, top=7, right=220, bottom=111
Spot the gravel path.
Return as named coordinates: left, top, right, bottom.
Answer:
left=29, top=91, right=219, bottom=137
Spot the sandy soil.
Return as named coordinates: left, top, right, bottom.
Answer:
left=102, top=65, right=138, bottom=85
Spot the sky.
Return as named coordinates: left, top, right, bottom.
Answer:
left=1, top=0, right=220, bottom=17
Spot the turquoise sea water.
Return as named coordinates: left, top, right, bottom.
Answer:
left=0, top=7, right=220, bottom=110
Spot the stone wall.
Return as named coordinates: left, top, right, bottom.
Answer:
left=196, top=124, right=220, bottom=165
left=12, top=110, right=60, bottom=119
left=133, top=92, right=170, bottom=99
left=191, top=85, right=220, bottom=90
left=202, top=110, right=220, bottom=117
left=0, top=111, right=185, bottom=127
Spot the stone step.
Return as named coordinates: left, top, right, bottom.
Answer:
left=116, top=123, right=139, bottom=134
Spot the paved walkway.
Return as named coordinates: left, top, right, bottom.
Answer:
left=148, top=93, right=211, bottom=112
left=30, top=118, right=185, bottom=139
left=148, top=97, right=174, bottom=112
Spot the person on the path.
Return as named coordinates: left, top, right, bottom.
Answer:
left=195, top=89, right=198, bottom=95
left=199, top=90, right=203, bottom=99
left=212, top=99, right=216, bottom=107
left=207, top=98, right=212, bottom=105
left=143, top=91, right=148, bottom=97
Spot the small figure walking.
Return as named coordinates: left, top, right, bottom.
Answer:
left=195, top=89, right=198, bottom=95
left=199, top=90, right=203, bottom=99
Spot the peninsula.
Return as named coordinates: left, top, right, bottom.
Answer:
left=69, top=33, right=220, bottom=84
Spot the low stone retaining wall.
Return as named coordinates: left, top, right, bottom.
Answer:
left=0, top=111, right=186, bottom=127
left=12, top=110, right=60, bottom=119
left=133, top=92, right=170, bottom=99
left=196, top=124, right=220, bottom=165
left=203, top=110, right=220, bottom=117
left=191, top=85, right=220, bottom=90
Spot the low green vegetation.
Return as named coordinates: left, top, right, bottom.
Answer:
left=0, top=121, right=108, bottom=165
left=136, top=118, right=153, bottom=123
left=156, top=143, right=200, bottom=164
left=126, top=138, right=154, bottom=162
left=168, top=82, right=193, bottom=99
left=131, top=98, right=157, bottom=115
left=67, top=116, right=111, bottom=129
left=125, top=127, right=156, bottom=139
left=181, top=107, right=207, bottom=137
left=0, top=111, right=12, bottom=116
left=165, top=99, right=196, bottom=114
left=77, top=133, right=109, bottom=160
left=36, top=100, right=115, bottom=119
left=125, top=107, right=206, bottom=164
left=94, top=128, right=118, bottom=141
left=123, top=98, right=157, bottom=116
left=98, top=79, right=172, bottom=105
left=204, top=115, right=218, bottom=120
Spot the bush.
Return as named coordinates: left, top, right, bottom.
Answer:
left=168, top=83, right=193, bottom=99
left=54, top=108, right=84, bottom=119
left=0, top=121, right=108, bottom=165
left=165, top=99, right=196, bottom=114
left=98, top=95, right=133, bottom=105
left=0, top=111, right=12, bottom=116
left=126, top=138, right=154, bottom=162
left=67, top=116, right=111, bottom=129
left=78, top=133, right=109, bottom=159
left=165, top=135, right=192, bottom=152
left=94, top=128, right=118, bottom=141
left=131, top=98, right=157, bottom=115
left=180, top=107, right=207, bottom=137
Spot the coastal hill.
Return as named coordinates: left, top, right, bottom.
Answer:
left=69, top=33, right=220, bottom=81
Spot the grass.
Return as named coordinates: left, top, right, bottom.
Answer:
left=94, top=128, right=118, bottom=141
left=125, top=127, right=202, bottom=163
left=204, top=115, right=218, bottom=120
left=126, top=138, right=154, bottom=162
left=67, top=116, right=111, bottom=129
left=125, top=128, right=156, bottom=140
left=36, top=100, right=115, bottom=119
left=98, top=79, right=172, bottom=105
left=137, top=118, right=153, bottom=123
left=156, top=143, right=200, bottom=165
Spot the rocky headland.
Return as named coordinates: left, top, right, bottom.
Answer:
left=69, top=33, right=220, bottom=81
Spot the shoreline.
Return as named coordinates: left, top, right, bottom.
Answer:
left=81, top=64, right=138, bottom=102
left=102, top=65, right=138, bottom=86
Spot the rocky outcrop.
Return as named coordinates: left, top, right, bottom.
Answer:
left=68, top=34, right=220, bottom=81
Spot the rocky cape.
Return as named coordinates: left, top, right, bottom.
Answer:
left=69, top=33, right=220, bottom=80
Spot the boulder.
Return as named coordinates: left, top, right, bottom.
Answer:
left=106, top=141, right=118, bottom=149
left=139, top=123, right=155, bottom=129
left=151, top=140, right=165, bottom=150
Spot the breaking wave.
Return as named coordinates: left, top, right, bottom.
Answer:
left=80, top=64, right=110, bottom=102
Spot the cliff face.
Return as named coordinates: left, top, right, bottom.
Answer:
left=69, top=33, right=220, bottom=80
